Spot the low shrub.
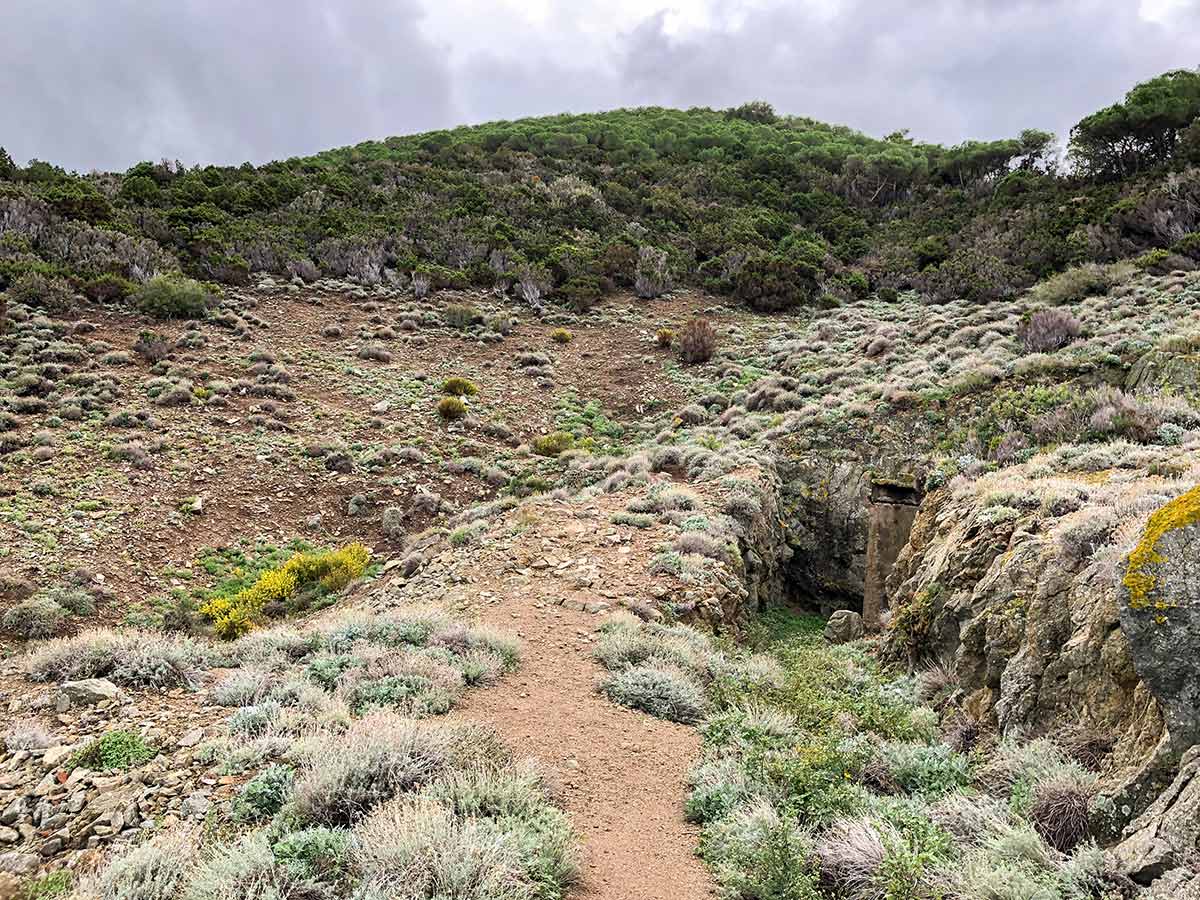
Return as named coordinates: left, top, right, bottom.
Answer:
left=3, top=719, right=54, bottom=752
left=1028, top=262, right=1132, bottom=306
left=94, top=830, right=197, bottom=900
left=134, top=275, right=211, bottom=320
left=1019, top=308, right=1082, bottom=353
left=272, top=826, right=352, bottom=886
left=43, top=586, right=95, bottom=616
left=531, top=431, right=575, bottom=456
left=656, top=328, right=674, bottom=348
left=2, top=595, right=66, bottom=638
left=69, top=729, right=156, bottom=772
left=877, top=742, right=972, bottom=798
left=292, top=714, right=460, bottom=826
left=229, top=700, right=281, bottom=737
left=600, top=664, right=707, bottom=724
left=199, top=543, right=370, bottom=639
left=354, top=796, right=525, bottom=898
left=25, top=629, right=205, bottom=688
left=7, top=272, right=75, bottom=313
left=550, top=327, right=573, bottom=344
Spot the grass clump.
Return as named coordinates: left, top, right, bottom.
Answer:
left=443, top=303, right=478, bottom=329
left=20, top=870, right=72, bottom=900
left=437, top=395, right=468, bottom=420
left=442, top=376, right=479, bottom=397
left=69, top=729, right=156, bottom=772
left=199, top=543, right=370, bottom=638
left=679, top=317, right=718, bottom=364
left=550, top=327, right=573, bottom=344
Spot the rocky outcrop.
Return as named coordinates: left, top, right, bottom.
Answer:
left=1112, top=746, right=1200, bottom=887
left=1126, top=349, right=1200, bottom=396
left=777, top=456, right=870, bottom=613
left=881, top=487, right=1167, bottom=819
left=863, top=479, right=921, bottom=631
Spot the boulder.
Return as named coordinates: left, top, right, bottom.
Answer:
left=1118, top=486, right=1200, bottom=752
left=1126, top=349, right=1200, bottom=395
left=56, top=678, right=122, bottom=710
left=1112, top=746, right=1200, bottom=886
left=1145, top=869, right=1200, bottom=900
left=823, top=610, right=864, bottom=644
left=0, top=851, right=38, bottom=875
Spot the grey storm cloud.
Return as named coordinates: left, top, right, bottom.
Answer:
left=2, top=0, right=1199, bottom=172
left=614, top=0, right=1200, bottom=145
left=1, top=0, right=456, bottom=171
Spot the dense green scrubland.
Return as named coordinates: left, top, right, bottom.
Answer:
left=2, top=70, right=1199, bottom=319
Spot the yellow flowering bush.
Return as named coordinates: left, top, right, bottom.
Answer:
left=200, top=542, right=370, bottom=638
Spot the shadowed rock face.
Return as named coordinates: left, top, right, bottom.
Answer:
left=863, top=480, right=920, bottom=631
left=1119, top=487, right=1200, bottom=755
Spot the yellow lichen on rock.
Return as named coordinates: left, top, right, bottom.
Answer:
left=1123, top=485, right=1200, bottom=611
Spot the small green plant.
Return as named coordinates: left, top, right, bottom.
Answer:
left=272, top=827, right=352, bottom=886
left=441, top=376, right=479, bottom=397
left=531, top=430, right=575, bottom=456
left=611, top=511, right=654, bottom=528
left=550, top=327, right=573, bottom=344
left=437, top=396, right=468, bottom=420
left=69, top=730, right=156, bottom=772
left=21, top=869, right=72, bottom=900
left=233, top=764, right=294, bottom=822
left=656, top=328, right=675, bottom=348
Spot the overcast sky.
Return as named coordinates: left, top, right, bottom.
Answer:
left=2, top=0, right=1199, bottom=172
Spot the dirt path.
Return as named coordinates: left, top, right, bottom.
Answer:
left=398, top=492, right=715, bottom=899
left=454, top=595, right=713, bottom=900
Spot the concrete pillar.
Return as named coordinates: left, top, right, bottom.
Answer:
left=863, top=479, right=921, bottom=633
